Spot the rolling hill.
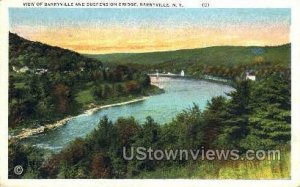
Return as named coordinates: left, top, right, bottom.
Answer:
left=86, top=44, right=290, bottom=69
left=9, top=32, right=102, bottom=71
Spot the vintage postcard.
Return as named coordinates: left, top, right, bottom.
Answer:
left=0, top=0, right=300, bottom=187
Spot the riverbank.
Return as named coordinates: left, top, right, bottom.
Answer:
left=199, top=77, right=234, bottom=86
left=9, top=96, right=150, bottom=141
left=84, top=97, right=150, bottom=115
left=12, top=78, right=234, bottom=151
left=150, top=74, right=234, bottom=87
left=190, top=74, right=234, bottom=86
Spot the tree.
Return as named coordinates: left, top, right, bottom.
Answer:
left=87, top=116, right=115, bottom=152
left=202, top=96, right=227, bottom=148
left=126, top=81, right=139, bottom=93
left=61, top=138, right=87, bottom=165
left=102, top=84, right=112, bottom=99
left=241, top=104, right=290, bottom=150
left=160, top=104, right=203, bottom=151
left=215, top=80, right=252, bottom=149
left=241, top=74, right=291, bottom=149
left=9, top=142, right=44, bottom=179
left=138, top=74, right=151, bottom=87
left=116, top=84, right=124, bottom=96
left=53, top=84, right=70, bottom=114
left=93, top=86, right=103, bottom=100
left=129, top=117, right=161, bottom=173
left=91, top=152, right=111, bottom=178
left=115, top=117, right=140, bottom=148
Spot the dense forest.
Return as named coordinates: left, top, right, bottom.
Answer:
left=9, top=33, right=160, bottom=129
left=9, top=74, right=290, bottom=178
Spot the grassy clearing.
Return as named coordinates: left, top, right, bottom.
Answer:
left=136, top=151, right=290, bottom=179
left=74, top=84, right=163, bottom=112
left=75, top=89, right=94, bottom=105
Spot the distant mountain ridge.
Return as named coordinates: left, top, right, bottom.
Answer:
left=86, top=44, right=290, bottom=68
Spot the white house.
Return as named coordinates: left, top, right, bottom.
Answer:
left=246, top=71, right=256, bottom=81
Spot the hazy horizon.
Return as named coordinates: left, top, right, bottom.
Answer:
left=10, top=8, right=290, bottom=54
left=11, top=31, right=290, bottom=55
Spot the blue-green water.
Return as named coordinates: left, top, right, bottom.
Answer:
left=22, top=78, right=233, bottom=151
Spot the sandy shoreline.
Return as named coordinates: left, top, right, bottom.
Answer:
left=9, top=96, right=150, bottom=140
left=84, top=96, right=149, bottom=115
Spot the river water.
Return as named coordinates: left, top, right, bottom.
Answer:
left=22, top=78, right=234, bottom=151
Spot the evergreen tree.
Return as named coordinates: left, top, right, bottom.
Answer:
left=241, top=74, right=291, bottom=149
left=215, top=80, right=252, bottom=149
left=202, top=96, right=227, bottom=148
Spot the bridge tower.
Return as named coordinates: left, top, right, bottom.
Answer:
left=181, top=70, right=185, bottom=77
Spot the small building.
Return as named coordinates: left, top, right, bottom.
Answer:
left=36, top=68, right=48, bottom=75
left=181, top=70, right=185, bottom=77
left=246, top=71, right=256, bottom=81
left=12, top=66, right=29, bottom=73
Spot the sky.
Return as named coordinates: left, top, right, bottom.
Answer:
left=9, top=8, right=290, bottom=54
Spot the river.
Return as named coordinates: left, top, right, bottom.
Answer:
left=22, top=78, right=234, bottom=152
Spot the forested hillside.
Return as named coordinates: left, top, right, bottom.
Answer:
left=9, top=33, right=158, bottom=129
left=87, top=44, right=290, bottom=79
left=9, top=32, right=102, bottom=71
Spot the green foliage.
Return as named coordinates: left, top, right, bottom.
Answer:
left=9, top=71, right=290, bottom=179
left=87, top=45, right=290, bottom=68
left=9, top=33, right=290, bottom=179
left=9, top=33, right=153, bottom=128
left=87, top=44, right=290, bottom=80
left=202, top=96, right=227, bottom=148
left=214, top=80, right=252, bottom=149
left=241, top=74, right=291, bottom=150
left=8, top=141, right=45, bottom=179
left=76, top=89, right=94, bottom=105
left=11, top=74, right=290, bottom=179
left=136, top=150, right=290, bottom=179
left=166, top=104, right=204, bottom=150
